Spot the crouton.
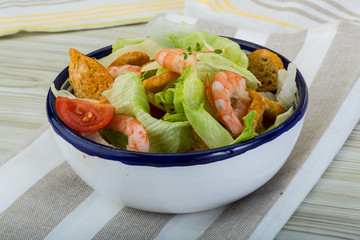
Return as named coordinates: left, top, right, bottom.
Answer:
left=68, top=48, right=113, bottom=100
left=108, top=51, right=150, bottom=68
left=142, top=71, right=179, bottom=93
left=248, top=49, right=285, bottom=92
left=247, top=88, right=286, bottom=120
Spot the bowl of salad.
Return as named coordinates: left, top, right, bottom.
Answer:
left=46, top=19, right=308, bottom=213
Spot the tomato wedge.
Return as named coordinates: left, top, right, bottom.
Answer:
left=56, top=96, right=115, bottom=132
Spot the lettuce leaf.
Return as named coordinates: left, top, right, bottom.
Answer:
left=141, top=61, right=162, bottom=72
left=148, top=16, right=197, bottom=48
left=276, top=63, right=297, bottom=108
left=153, top=86, right=176, bottom=113
left=163, top=113, right=187, bottom=122
left=80, top=131, right=114, bottom=147
left=102, top=72, right=150, bottom=116
left=112, top=37, right=147, bottom=52
left=135, top=110, right=193, bottom=153
left=99, top=128, right=128, bottom=149
left=177, top=67, right=234, bottom=149
left=232, top=111, right=258, bottom=144
left=196, top=52, right=260, bottom=90
left=265, top=107, right=294, bottom=133
left=99, top=39, right=164, bottom=68
left=51, top=83, right=99, bottom=103
left=102, top=72, right=193, bottom=153
left=51, top=83, right=77, bottom=99
left=141, top=69, right=157, bottom=81
left=169, top=31, right=248, bottom=68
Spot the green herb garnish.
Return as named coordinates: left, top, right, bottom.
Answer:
left=195, top=42, right=201, bottom=51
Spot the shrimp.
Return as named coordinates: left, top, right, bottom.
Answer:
left=107, top=65, right=142, bottom=79
left=155, top=48, right=197, bottom=75
left=206, top=71, right=251, bottom=137
left=106, top=114, right=149, bottom=152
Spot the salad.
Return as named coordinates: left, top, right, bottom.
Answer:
left=52, top=18, right=297, bottom=154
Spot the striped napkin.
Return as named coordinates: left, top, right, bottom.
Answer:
left=1, top=2, right=360, bottom=240
left=184, top=0, right=360, bottom=34
left=0, top=0, right=183, bottom=37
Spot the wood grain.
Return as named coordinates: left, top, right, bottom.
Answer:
left=0, top=24, right=359, bottom=239
left=276, top=123, right=360, bottom=239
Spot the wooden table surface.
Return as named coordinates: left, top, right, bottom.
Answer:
left=1, top=23, right=359, bottom=239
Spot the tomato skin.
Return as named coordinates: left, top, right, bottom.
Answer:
left=56, top=96, right=115, bottom=132
left=149, top=103, right=165, bottom=119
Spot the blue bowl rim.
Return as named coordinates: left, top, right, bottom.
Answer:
left=46, top=37, right=308, bottom=167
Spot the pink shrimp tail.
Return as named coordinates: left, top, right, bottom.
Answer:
left=107, top=65, right=142, bottom=79
left=155, top=48, right=197, bottom=75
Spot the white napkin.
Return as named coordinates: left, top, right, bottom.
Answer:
left=1, top=1, right=360, bottom=239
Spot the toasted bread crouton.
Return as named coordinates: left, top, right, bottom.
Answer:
left=68, top=48, right=113, bottom=100
left=108, top=51, right=150, bottom=68
left=247, top=92, right=265, bottom=133
left=248, top=49, right=285, bottom=92
left=247, top=88, right=285, bottom=120
left=142, top=71, right=179, bottom=93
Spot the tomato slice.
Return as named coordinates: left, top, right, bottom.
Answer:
left=56, top=96, right=115, bottom=132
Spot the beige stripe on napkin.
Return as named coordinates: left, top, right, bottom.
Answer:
left=93, top=208, right=174, bottom=240
left=0, top=162, right=93, bottom=239
left=266, top=30, right=307, bottom=61
left=252, top=0, right=327, bottom=24
left=198, top=21, right=360, bottom=240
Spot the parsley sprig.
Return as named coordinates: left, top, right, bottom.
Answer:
left=182, top=42, right=222, bottom=60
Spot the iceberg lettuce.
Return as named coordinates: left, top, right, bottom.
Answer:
left=196, top=52, right=260, bottom=90
left=102, top=72, right=149, bottom=116
left=99, top=39, right=164, bottom=68
left=265, top=107, right=294, bottom=133
left=99, top=128, right=128, bottom=149
left=169, top=31, right=249, bottom=68
left=152, top=80, right=178, bottom=113
left=135, top=110, right=193, bottom=153
left=176, top=67, right=234, bottom=149
left=232, top=111, right=258, bottom=144
left=276, top=63, right=297, bottom=108
left=148, top=16, right=197, bottom=48
left=112, top=37, right=147, bottom=52
left=102, top=72, right=193, bottom=153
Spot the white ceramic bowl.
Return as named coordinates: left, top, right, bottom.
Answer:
left=47, top=38, right=308, bottom=214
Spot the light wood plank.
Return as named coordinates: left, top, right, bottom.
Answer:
left=276, top=122, right=360, bottom=239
